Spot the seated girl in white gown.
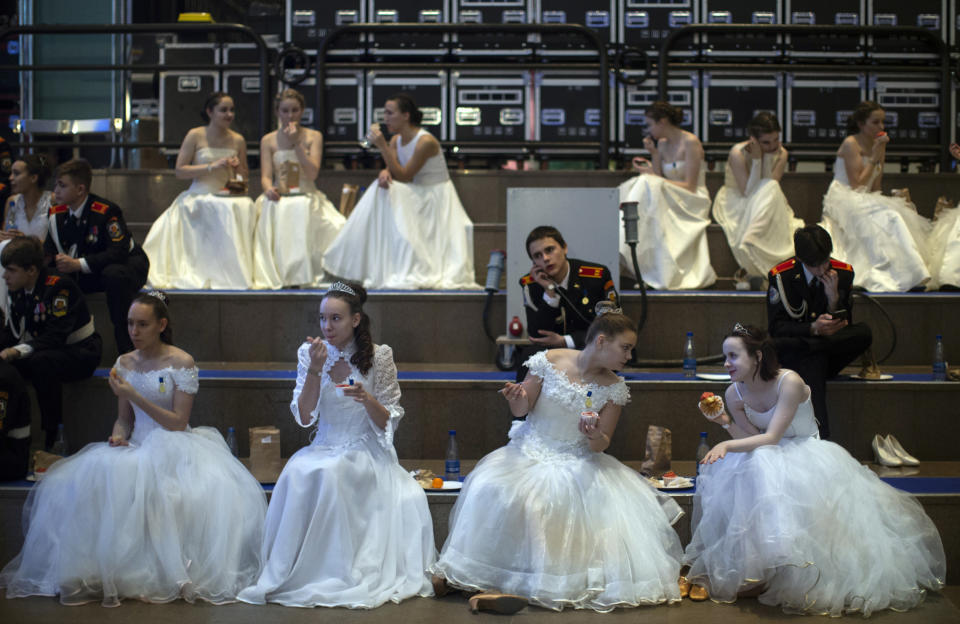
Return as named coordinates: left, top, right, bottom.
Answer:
left=144, top=92, right=257, bottom=290
left=821, top=101, right=931, bottom=292
left=1, top=154, right=53, bottom=316
left=712, top=113, right=802, bottom=281
left=0, top=292, right=267, bottom=606
left=927, top=142, right=960, bottom=290
left=683, top=324, right=945, bottom=616
left=618, top=101, right=715, bottom=290
left=238, top=281, right=435, bottom=608
left=323, top=93, right=479, bottom=290
left=252, top=88, right=345, bottom=289
left=431, top=312, right=684, bottom=613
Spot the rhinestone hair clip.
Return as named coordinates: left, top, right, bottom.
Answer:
left=594, top=301, right=623, bottom=317
left=732, top=322, right=750, bottom=336
left=145, top=289, right=168, bottom=305
left=327, top=281, right=357, bottom=297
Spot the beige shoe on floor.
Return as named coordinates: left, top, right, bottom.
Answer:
left=884, top=434, right=920, bottom=466
left=872, top=434, right=902, bottom=467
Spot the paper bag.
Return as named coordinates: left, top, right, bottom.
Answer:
left=640, top=425, right=671, bottom=476
left=339, top=183, right=359, bottom=217
left=248, top=426, right=283, bottom=483
left=278, top=161, right=301, bottom=194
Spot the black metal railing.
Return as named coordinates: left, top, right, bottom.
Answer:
left=0, top=23, right=272, bottom=151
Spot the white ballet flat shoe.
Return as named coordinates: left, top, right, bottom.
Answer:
left=884, top=434, right=920, bottom=466
left=872, top=434, right=902, bottom=467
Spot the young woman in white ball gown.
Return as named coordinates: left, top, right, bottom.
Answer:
left=712, top=113, right=802, bottom=280
left=927, top=142, right=960, bottom=290
left=820, top=101, right=931, bottom=292
left=238, top=281, right=435, bottom=608
left=252, top=88, right=345, bottom=289
left=0, top=292, right=267, bottom=606
left=684, top=324, right=945, bottom=616
left=323, top=94, right=478, bottom=290
left=431, top=312, right=684, bottom=613
left=144, top=92, right=257, bottom=289
left=618, top=101, right=715, bottom=290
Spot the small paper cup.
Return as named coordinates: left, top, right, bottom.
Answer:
left=335, top=384, right=351, bottom=397
left=580, top=411, right=599, bottom=429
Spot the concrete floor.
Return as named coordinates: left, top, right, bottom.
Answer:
left=1, top=587, right=958, bottom=624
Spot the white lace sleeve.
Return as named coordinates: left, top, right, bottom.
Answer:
left=601, top=378, right=630, bottom=407
left=369, top=344, right=404, bottom=449
left=170, top=366, right=199, bottom=395
left=290, top=342, right=322, bottom=428
left=523, top=350, right=550, bottom=381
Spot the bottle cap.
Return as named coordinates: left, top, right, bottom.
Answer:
left=700, top=431, right=707, bottom=436
left=687, top=331, right=693, bottom=336
left=228, top=426, right=235, bottom=432
left=449, top=429, right=456, bottom=435
left=936, top=334, right=942, bottom=339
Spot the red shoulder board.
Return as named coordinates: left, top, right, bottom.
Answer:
left=769, top=258, right=796, bottom=276
left=91, top=201, right=110, bottom=214
left=520, top=274, right=534, bottom=286
left=45, top=275, right=61, bottom=286
left=578, top=265, right=604, bottom=279
left=829, top=259, right=853, bottom=272
left=50, top=204, right=68, bottom=215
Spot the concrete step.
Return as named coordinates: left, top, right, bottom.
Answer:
left=57, top=366, right=960, bottom=464
left=85, top=290, right=960, bottom=367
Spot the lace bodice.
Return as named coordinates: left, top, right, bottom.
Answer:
left=6, top=191, right=52, bottom=238
left=735, top=373, right=819, bottom=440
left=188, top=147, right=237, bottom=194
left=509, top=350, right=629, bottom=461
left=114, top=361, right=200, bottom=444
left=290, top=342, right=404, bottom=450
left=662, top=159, right=709, bottom=197
left=396, top=129, right=449, bottom=186
left=272, top=149, right=317, bottom=193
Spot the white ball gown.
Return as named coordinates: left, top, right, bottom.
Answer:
left=821, top=156, right=931, bottom=291
left=618, top=160, right=716, bottom=289
left=237, top=342, right=435, bottom=608
left=430, top=351, right=684, bottom=612
left=1, top=190, right=52, bottom=318
left=251, top=149, right=346, bottom=289
left=712, top=153, right=803, bottom=278
left=928, top=201, right=960, bottom=289
left=143, top=147, right=257, bottom=289
left=683, top=373, right=946, bottom=616
left=322, top=129, right=479, bottom=289
left=0, top=362, right=267, bottom=606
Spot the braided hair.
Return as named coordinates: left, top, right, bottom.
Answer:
left=323, top=281, right=374, bottom=375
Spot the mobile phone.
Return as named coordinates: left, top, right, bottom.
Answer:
left=831, top=309, right=848, bottom=321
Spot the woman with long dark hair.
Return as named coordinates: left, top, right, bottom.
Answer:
left=1, top=154, right=53, bottom=315
left=683, top=324, right=945, bottom=615
left=820, top=101, right=931, bottom=291
left=0, top=292, right=267, bottom=606
left=144, top=91, right=257, bottom=289
left=323, top=93, right=478, bottom=289
left=238, top=281, right=435, bottom=607
left=618, top=100, right=715, bottom=289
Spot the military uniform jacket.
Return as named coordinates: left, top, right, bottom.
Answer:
left=44, top=192, right=145, bottom=273
left=0, top=272, right=96, bottom=353
left=520, top=258, right=619, bottom=349
left=767, top=257, right=855, bottom=339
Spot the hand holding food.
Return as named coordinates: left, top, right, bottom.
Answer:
left=698, top=391, right=725, bottom=420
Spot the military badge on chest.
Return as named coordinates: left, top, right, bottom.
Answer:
left=52, top=290, right=69, bottom=318
left=33, top=300, right=46, bottom=323
left=86, top=225, right=98, bottom=244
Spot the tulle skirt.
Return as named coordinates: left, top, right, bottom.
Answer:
left=143, top=191, right=257, bottom=290
left=322, top=179, right=479, bottom=290
left=618, top=174, right=716, bottom=289
left=237, top=434, right=435, bottom=608
left=929, top=203, right=960, bottom=289
left=431, top=429, right=684, bottom=612
left=821, top=181, right=931, bottom=292
left=0, top=427, right=267, bottom=606
left=683, top=437, right=945, bottom=616
left=713, top=179, right=803, bottom=278
left=251, top=191, right=346, bottom=289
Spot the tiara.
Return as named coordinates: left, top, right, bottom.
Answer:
left=732, top=322, right=750, bottom=336
left=594, top=301, right=623, bottom=317
left=327, top=281, right=356, bottom=297
left=145, top=289, right=168, bottom=305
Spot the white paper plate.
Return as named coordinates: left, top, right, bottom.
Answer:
left=649, top=477, right=695, bottom=490
left=849, top=374, right=894, bottom=381
left=696, top=373, right=731, bottom=381
left=425, top=481, right=462, bottom=491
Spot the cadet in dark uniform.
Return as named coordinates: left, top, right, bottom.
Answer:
left=45, top=158, right=148, bottom=355
left=517, top=225, right=618, bottom=380
left=766, top=225, right=872, bottom=439
left=1, top=237, right=102, bottom=449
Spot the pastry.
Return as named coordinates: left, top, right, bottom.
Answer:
left=698, top=391, right=724, bottom=419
